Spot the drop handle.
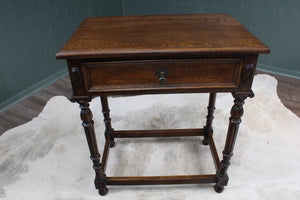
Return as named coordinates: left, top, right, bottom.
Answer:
left=155, top=67, right=169, bottom=84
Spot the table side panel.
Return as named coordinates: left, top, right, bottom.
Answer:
left=81, top=58, right=243, bottom=94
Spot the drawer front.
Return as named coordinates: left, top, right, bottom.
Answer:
left=82, top=59, right=242, bottom=93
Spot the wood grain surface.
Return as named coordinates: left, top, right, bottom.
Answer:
left=83, top=58, right=242, bottom=92
left=56, top=14, right=269, bottom=59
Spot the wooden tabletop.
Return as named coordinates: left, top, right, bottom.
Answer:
left=56, top=14, right=269, bottom=59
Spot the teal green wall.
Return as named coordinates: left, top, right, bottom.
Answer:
left=122, top=0, right=300, bottom=77
left=1, top=0, right=299, bottom=111
left=0, top=0, right=122, bottom=111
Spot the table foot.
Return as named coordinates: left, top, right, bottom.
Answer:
left=98, top=187, right=108, bottom=196
left=110, top=140, right=115, bottom=148
left=214, top=184, right=224, bottom=193
left=202, top=126, right=212, bottom=146
left=96, top=176, right=108, bottom=196
left=202, top=137, right=209, bottom=145
left=214, top=172, right=228, bottom=193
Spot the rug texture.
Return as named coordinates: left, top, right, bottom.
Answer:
left=0, top=74, right=299, bottom=200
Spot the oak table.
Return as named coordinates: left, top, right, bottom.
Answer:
left=56, top=14, right=269, bottom=196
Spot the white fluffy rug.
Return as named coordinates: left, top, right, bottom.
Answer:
left=1, top=74, right=300, bottom=200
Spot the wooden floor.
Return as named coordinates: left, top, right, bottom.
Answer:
left=0, top=71, right=299, bottom=135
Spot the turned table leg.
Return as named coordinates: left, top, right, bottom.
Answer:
left=203, top=93, right=216, bottom=145
left=78, top=99, right=108, bottom=195
left=214, top=91, right=254, bottom=193
left=100, top=96, right=115, bottom=147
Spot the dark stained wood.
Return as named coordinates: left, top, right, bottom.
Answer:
left=206, top=93, right=217, bottom=131
left=105, top=174, right=217, bottom=185
left=114, top=129, right=205, bottom=138
left=57, top=14, right=270, bottom=195
left=203, top=93, right=217, bottom=145
left=208, top=132, right=221, bottom=172
left=100, top=96, right=115, bottom=147
left=56, top=14, right=269, bottom=60
left=78, top=99, right=102, bottom=175
left=82, top=59, right=243, bottom=94
left=78, top=99, right=108, bottom=195
left=68, top=55, right=259, bottom=98
left=101, top=137, right=111, bottom=173
left=214, top=91, right=254, bottom=193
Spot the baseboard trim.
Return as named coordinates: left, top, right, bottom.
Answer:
left=257, top=63, right=300, bottom=79
left=0, top=69, right=68, bottom=113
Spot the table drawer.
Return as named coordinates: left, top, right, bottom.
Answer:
left=82, top=59, right=242, bottom=93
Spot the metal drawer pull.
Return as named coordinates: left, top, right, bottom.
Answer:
left=155, top=67, right=169, bottom=84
